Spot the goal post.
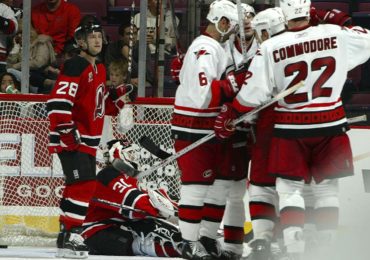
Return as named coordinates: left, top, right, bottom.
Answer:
left=0, top=94, right=179, bottom=246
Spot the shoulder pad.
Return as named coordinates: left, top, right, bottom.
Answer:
left=62, top=56, right=90, bottom=77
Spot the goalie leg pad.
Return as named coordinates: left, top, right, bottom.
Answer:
left=84, top=226, right=133, bottom=256
left=58, top=151, right=96, bottom=184
left=127, top=219, right=182, bottom=257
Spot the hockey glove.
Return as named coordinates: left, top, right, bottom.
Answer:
left=109, top=84, right=138, bottom=109
left=55, top=123, right=81, bottom=151
left=148, top=188, right=178, bottom=219
left=170, top=54, right=184, bottom=84
left=310, top=7, right=352, bottom=27
left=219, top=64, right=248, bottom=98
left=0, top=16, right=15, bottom=34
left=214, top=103, right=238, bottom=140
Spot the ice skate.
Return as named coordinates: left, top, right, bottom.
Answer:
left=56, top=228, right=89, bottom=259
left=181, top=239, right=213, bottom=260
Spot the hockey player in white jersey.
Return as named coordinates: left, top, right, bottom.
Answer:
left=214, top=0, right=370, bottom=259
left=197, top=4, right=257, bottom=260
left=244, top=7, right=286, bottom=260
left=170, top=0, right=244, bottom=259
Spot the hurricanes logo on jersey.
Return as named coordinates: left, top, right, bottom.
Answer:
left=94, top=84, right=105, bottom=120
left=194, top=49, right=210, bottom=60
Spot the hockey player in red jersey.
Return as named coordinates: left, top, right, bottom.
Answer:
left=81, top=140, right=181, bottom=257
left=46, top=15, right=133, bottom=258
left=214, top=0, right=370, bottom=258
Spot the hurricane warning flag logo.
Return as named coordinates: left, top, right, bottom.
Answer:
left=194, top=49, right=210, bottom=60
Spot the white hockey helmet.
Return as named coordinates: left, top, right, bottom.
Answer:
left=207, top=0, right=239, bottom=36
left=252, top=7, right=286, bottom=40
left=241, top=3, right=256, bottom=17
left=279, top=0, right=311, bottom=21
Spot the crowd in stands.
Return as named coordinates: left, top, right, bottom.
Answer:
left=0, top=0, right=369, bottom=99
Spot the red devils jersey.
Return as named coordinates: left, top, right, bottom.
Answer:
left=47, top=56, right=119, bottom=156
left=82, top=167, right=159, bottom=239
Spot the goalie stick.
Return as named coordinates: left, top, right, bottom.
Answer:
left=93, top=197, right=177, bottom=219
left=133, top=81, right=304, bottom=179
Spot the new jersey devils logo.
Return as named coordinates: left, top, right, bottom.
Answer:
left=94, top=84, right=105, bottom=120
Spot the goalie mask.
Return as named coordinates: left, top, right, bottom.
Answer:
left=104, top=140, right=141, bottom=176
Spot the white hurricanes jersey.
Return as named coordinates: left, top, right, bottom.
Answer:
left=234, top=24, right=370, bottom=137
left=226, top=36, right=259, bottom=68
left=171, top=34, right=230, bottom=141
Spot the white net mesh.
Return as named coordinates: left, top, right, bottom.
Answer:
left=0, top=96, right=179, bottom=246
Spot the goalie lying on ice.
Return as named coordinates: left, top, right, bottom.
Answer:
left=81, top=139, right=181, bottom=257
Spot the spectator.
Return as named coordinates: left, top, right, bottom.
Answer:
left=105, top=21, right=154, bottom=86
left=7, top=24, right=57, bottom=93
left=0, top=71, right=19, bottom=93
left=31, top=0, right=80, bottom=56
left=108, top=59, right=129, bottom=87
left=0, top=2, right=17, bottom=74
left=133, top=0, right=179, bottom=55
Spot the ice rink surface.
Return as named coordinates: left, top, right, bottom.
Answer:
left=1, top=226, right=370, bottom=260
left=0, top=246, right=182, bottom=260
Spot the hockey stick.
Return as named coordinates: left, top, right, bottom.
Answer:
left=93, top=197, right=178, bottom=219
left=134, top=81, right=304, bottom=179
left=348, top=114, right=367, bottom=124
left=126, top=0, right=135, bottom=84
left=139, top=136, right=172, bottom=159
left=236, top=0, right=248, bottom=63
left=93, top=197, right=149, bottom=216
left=140, top=100, right=363, bottom=160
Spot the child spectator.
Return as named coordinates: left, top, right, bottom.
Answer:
left=0, top=71, right=19, bottom=93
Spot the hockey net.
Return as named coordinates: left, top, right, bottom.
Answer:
left=0, top=94, right=179, bottom=246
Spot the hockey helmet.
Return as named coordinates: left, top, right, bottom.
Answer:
left=279, top=0, right=311, bottom=21
left=105, top=139, right=141, bottom=174
left=252, top=7, right=286, bottom=40
left=74, top=15, right=107, bottom=47
left=207, top=0, right=239, bottom=36
left=241, top=3, right=256, bottom=17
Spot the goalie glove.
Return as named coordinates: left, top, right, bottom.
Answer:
left=55, top=122, right=81, bottom=151
left=147, top=188, right=178, bottom=219
left=117, top=104, right=134, bottom=133
left=109, top=84, right=138, bottom=109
